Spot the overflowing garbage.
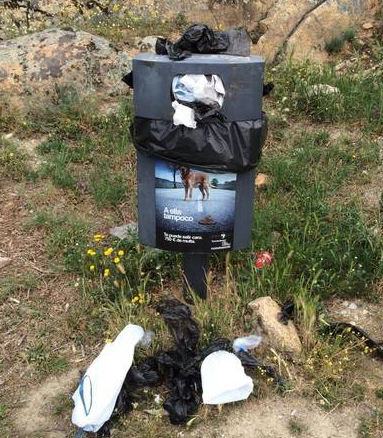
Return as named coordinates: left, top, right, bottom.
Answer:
left=72, top=299, right=284, bottom=437
left=172, top=74, right=226, bottom=128
left=155, top=25, right=251, bottom=61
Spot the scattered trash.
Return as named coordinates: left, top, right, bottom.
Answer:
left=254, top=251, right=273, bottom=270
left=201, top=351, right=253, bottom=404
left=94, top=299, right=284, bottom=434
left=233, top=334, right=262, bottom=352
left=72, top=324, right=147, bottom=434
left=155, top=25, right=251, bottom=61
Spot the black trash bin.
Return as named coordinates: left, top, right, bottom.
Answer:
left=131, top=53, right=267, bottom=298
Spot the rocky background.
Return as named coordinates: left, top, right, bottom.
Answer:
left=0, top=0, right=382, bottom=108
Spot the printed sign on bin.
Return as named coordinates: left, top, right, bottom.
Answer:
left=155, top=158, right=237, bottom=252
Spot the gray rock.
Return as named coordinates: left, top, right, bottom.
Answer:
left=0, top=28, right=132, bottom=109
left=248, top=296, right=302, bottom=360
left=109, top=223, right=138, bottom=239
left=308, top=84, right=340, bottom=96
left=136, top=36, right=163, bottom=52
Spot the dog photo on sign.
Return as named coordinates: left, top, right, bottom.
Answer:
left=154, top=158, right=237, bottom=251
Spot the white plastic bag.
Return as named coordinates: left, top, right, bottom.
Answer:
left=233, top=334, right=262, bottom=353
left=71, top=324, right=145, bottom=432
left=201, top=350, right=253, bottom=404
left=172, top=101, right=197, bottom=129
left=171, top=74, right=225, bottom=128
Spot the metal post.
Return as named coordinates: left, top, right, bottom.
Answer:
left=182, top=253, right=209, bottom=300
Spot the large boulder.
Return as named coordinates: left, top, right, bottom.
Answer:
left=254, top=0, right=376, bottom=62
left=248, top=296, right=302, bottom=360
left=0, top=28, right=132, bottom=108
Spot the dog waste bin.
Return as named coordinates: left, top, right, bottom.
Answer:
left=130, top=53, right=267, bottom=299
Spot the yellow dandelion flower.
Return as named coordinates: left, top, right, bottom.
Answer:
left=114, top=257, right=120, bottom=264
left=104, top=247, right=113, bottom=256
left=139, top=299, right=144, bottom=304
left=9, top=152, right=14, bottom=158
left=90, top=265, right=95, bottom=271
left=118, top=250, right=124, bottom=256
left=87, top=249, right=96, bottom=256
left=104, top=268, right=110, bottom=277
left=93, top=233, right=104, bottom=242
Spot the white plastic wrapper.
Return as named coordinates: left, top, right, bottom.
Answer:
left=171, top=74, right=225, bottom=128
left=233, top=334, right=262, bottom=353
left=201, top=350, right=253, bottom=404
left=172, top=101, right=197, bottom=129
left=72, top=324, right=145, bottom=432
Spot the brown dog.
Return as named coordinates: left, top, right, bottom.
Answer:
left=180, top=167, right=210, bottom=201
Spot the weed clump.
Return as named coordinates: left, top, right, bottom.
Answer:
left=325, top=28, right=356, bottom=53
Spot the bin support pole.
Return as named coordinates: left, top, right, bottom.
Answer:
left=182, top=253, right=209, bottom=300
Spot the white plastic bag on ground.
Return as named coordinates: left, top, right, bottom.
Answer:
left=201, top=350, right=254, bottom=404
left=71, top=324, right=145, bottom=432
left=233, top=334, right=262, bottom=353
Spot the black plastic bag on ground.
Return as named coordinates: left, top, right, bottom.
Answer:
left=328, top=322, right=383, bottom=358
left=131, top=114, right=267, bottom=173
left=157, top=299, right=200, bottom=355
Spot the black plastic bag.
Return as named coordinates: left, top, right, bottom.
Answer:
left=157, top=299, right=200, bottom=355
left=156, top=24, right=251, bottom=61
left=278, top=301, right=295, bottom=325
left=131, top=114, right=267, bottom=173
left=99, top=299, right=284, bottom=431
left=328, top=322, right=383, bottom=358
left=156, top=24, right=229, bottom=61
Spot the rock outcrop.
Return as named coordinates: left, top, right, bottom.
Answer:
left=255, top=0, right=375, bottom=62
left=0, top=28, right=132, bottom=108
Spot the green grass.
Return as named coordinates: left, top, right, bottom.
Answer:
left=0, top=138, right=32, bottom=181
left=288, top=418, right=308, bottom=436
left=28, top=211, right=90, bottom=272
left=325, top=28, right=356, bottom=53
left=358, top=409, right=383, bottom=438
left=0, top=274, right=39, bottom=305
left=27, top=341, right=68, bottom=375
left=0, top=404, right=7, bottom=421
left=270, top=55, right=383, bottom=131
left=233, top=131, right=383, bottom=304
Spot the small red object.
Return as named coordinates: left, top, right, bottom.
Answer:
left=254, top=251, right=273, bottom=269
